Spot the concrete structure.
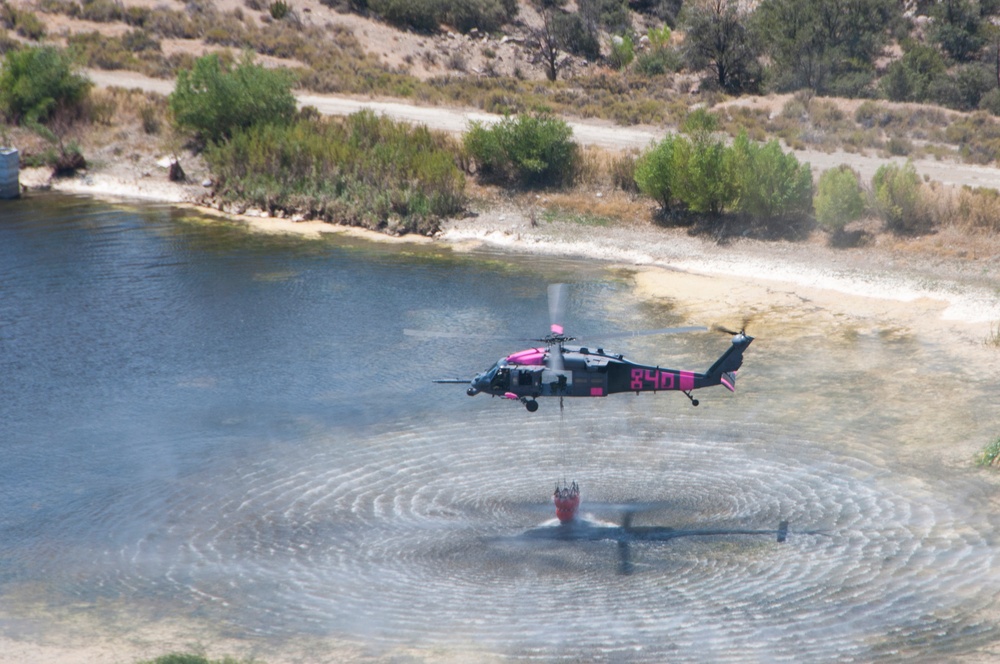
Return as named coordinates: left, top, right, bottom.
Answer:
left=0, top=147, right=19, bottom=199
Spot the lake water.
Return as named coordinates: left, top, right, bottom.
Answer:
left=1, top=195, right=999, bottom=662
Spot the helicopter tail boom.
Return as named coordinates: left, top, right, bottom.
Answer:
left=705, top=333, right=754, bottom=380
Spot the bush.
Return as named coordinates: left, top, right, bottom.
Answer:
left=871, top=161, right=927, bottom=233
left=956, top=186, right=1000, bottom=233
left=815, top=165, right=864, bottom=232
left=728, top=133, right=812, bottom=220
left=205, top=110, right=465, bottom=235
left=976, top=436, right=1000, bottom=467
left=76, top=0, right=123, bottom=22
left=463, top=113, right=578, bottom=188
left=680, top=107, right=718, bottom=134
left=634, top=46, right=681, bottom=76
left=673, top=132, right=732, bottom=214
left=634, top=134, right=678, bottom=210
left=0, top=3, right=46, bottom=40
left=0, top=46, right=91, bottom=124
left=610, top=151, right=638, bottom=193
left=269, top=0, right=292, bottom=19
left=137, top=655, right=252, bottom=664
left=368, top=0, right=440, bottom=32
left=445, top=0, right=517, bottom=33
left=609, top=33, right=634, bottom=70
left=169, top=52, right=296, bottom=144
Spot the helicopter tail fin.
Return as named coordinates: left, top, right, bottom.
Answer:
left=706, top=334, right=754, bottom=382
left=719, top=371, right=736, bottom=392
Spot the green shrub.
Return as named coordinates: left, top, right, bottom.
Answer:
left=136, top=654, right=251, bottom=664
left=976, top=436, right=1000, bottom=467
left=673, top=132, right=732, bottom=214
left=463, top=113, right=578, bottom=188
left=681, top=107, right=718, bottom=134
left=0, top=46, right=91, bottom=124
left=445, top=0, right=517, bottom=33
left=634, top=47, right=680, bottom=76
left=169, top=52, right=296, bottom=144
left=269, top=0, right=292, bottom=19
left=0, top=3, right=46, bottom=40
left=979, top=88, right=1000, bottom=116
left=728, top=133, right=812, bottom=220
left=815, top=165, right=864, bottom=232
left=634, top=134, right=678, bottom=211
left=76, top=0, right=123, bottom=22
left=872, top=161, right=927, bottom=233
left=369, top=0, right=440, bottom=32
left=122, top=29, right=161, bottom=53
left=647, top=24, right=671, bottom=49
left=68, top=31, right=139, bottom=70
left=609, top=33, right=634, bottom=70
left=205, top=110, right=465, bottom=235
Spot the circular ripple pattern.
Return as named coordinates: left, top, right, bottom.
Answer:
left=87, top=406, right=1000, bottom=663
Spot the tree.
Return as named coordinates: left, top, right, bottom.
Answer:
left=815, top=165, right=864, bottom=232
left=169, top=51, right=296, bottom=145
left=880, top=44, right=947, bottom=102
left=682, top=0, right=762, bottom=93
left=535, top=9, right=564, bottom=81
left=634, top=134, right=678, bottom=211
left=754, top=0, right=900, bottom=95
left=673, top=131, right=733, bottom=214
left=727, top=133, right=813, bottom=220
left=872, top=161, right=927, bottom=233
left=609, top=33, right=635, bottom=70
left=550, top=8, right=601, bottom=61
left=463, top=113, right=578, bottom=188
left=930, top=0, right=986, bottom=63
left=0, top=46, right=91, bottom=125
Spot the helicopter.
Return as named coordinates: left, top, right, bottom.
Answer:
left=412, top=284, right=753, bottom=412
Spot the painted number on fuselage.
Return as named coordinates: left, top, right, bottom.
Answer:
left=630, top=368, right=675, bottom=391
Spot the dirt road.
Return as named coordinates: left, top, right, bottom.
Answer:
left=87, top=69, right=1000, bottom=188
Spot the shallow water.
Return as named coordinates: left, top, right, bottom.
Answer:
left=1, top=195, right=999, bottom=662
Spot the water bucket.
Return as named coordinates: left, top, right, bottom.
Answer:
left=0, top=147, right=19, bottom=199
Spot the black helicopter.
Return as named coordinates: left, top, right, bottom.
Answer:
left=412, top=284, right=753, bottom=412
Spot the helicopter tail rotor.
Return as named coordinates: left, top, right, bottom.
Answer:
left=712, top=315, right=754, bottom=338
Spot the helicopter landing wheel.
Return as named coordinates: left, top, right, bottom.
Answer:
left=525, top=400, right=539, bottom=412
left=683, top=390, right=699, bottom=407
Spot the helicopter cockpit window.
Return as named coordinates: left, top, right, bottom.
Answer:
left=487, top=360, right=510, bottom=390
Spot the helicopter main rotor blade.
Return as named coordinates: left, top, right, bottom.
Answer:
left=432, top=378, right=472, bottom=384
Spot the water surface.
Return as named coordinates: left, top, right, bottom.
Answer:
left=1, top=195, right=998, bottom=662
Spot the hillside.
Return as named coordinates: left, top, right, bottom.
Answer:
left=4, top=0, right=1000, bottom=263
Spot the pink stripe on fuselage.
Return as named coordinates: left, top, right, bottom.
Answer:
left=680, top=371, right=694, bottom=391
left=590, top=387, right=604, bottom=396
left=551, top=324, right=564, bottom=335
left=506, top=348, right=546, bottom=365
